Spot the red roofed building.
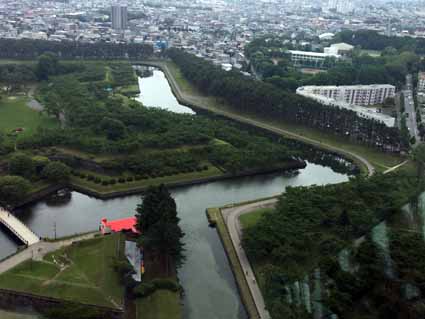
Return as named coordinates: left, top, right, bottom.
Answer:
left=100, top=217, right=140, bottom=235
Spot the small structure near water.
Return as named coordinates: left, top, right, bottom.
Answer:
left=100, top=217, right=140, bottom=235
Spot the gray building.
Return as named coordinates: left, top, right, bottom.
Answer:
left=111, top=5, right=128, bottom=30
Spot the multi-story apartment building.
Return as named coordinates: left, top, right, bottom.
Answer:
left=296, top=85, right=396, bottom=127
left=287, top=50, right=340, bottom=66
left=111, top=5, right=127, bottom=30
left=418, top=72, right=425, bottom=92
left=298, top=84, right=396, bottom=106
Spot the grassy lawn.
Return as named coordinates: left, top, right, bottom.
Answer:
left=163, top=61, right=406, bottom=174
left=239, top=208, right=273, bottom=229
left=0, top=96, right=57, bottom=136
left=136, top=290, right=181, bottom=319
left=70, top=164, right=223, bottom=195
left=0, top=234, right=125, bottom=308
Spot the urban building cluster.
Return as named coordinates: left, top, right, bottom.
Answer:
left=0, top=0, right=425, bottom=71
left=296, top=84, right=396, bottom=127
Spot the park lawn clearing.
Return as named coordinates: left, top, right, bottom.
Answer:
left=0, top=234, right=125, bottom=308
left=0, top=97, right=57, bottom=136
left=136, top=290, right=181, bottom=319
left=239, top=208, right=273, bottom=229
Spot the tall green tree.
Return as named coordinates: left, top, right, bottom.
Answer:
left=135, top=184, right=184, bottom=275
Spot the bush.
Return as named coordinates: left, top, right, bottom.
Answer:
left=118, top=177, right=126, bottom=183
left=133, top=282, right=156, bottom=298
left=135, top=175, right=142, bottom=181
left=87, top=175, right=94, bottom=181
left=203, top=165, right=209, bottom=170
left=94, top=177, right=101, bottom=184
left=41, top=162, right=71, bottom=182
left=102, top=180, right=108, bottom=186
left=110, top=179, right=117, bottom=185
left=79, top=173, right=87, bottom=179
left=126, top=176, right=134, bottom=182
left=151, top=278, right=180, bottom=292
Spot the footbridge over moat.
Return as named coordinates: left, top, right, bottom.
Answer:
left=0, top=208, right=40, bottom=246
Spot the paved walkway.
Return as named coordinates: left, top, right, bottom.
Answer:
left=222, top=199, right=278, bottom=319
left=147, top=60, right=376, bottom=177
left=0, top=232, right=98, bottom=275
left=0, top=208, right=40, bottom=246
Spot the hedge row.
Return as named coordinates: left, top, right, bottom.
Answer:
left=70, top=165, right=209, bottom=186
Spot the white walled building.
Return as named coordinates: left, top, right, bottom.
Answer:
left=288, top=50, right=340, bottom=65
left=298, top=84, right=395, bottom=106
left=418, top=72, right=425, bottom=92
left=296, top=85, right=396, bottom=127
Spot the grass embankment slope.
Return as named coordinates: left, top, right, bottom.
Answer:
left=239, top=208, right=273, bottom=229
left=161, top=60, right=406, bottom=174
left=136, top=290, right=181, bottom=319
left=0, top=96, right=57, bottom=136
left=0, top=234, right=125, bottom=308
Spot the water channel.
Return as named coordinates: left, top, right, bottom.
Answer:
left=0, top=68, right=350, bottom=319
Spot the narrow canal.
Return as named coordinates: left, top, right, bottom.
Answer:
left=0, top=67, right=350, bottom=319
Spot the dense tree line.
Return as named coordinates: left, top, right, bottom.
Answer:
left=242, top=171, right=421, bottom=318
left=11, top=62, right=299, bottom=178
left=0, top=38, right=153, bottom=60
left=334, top=30, right=425, bottom=56
left=167, top=48, right=404, bottom=151
left=245, top=35, right=419, bottom=90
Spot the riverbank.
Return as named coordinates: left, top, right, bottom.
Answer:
left=140, top=59, right=409, bottom=176
left=14, top=160, right=305, bottom=208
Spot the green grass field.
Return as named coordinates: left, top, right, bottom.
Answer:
left=239, top=208, right=273, bottom=229
left=0, top=96, right=57, bottom=136
left=0, top=234, right=125, bottom=308
left=136, top=290, right=182, bottom=319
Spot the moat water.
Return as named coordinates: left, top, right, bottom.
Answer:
left=0, top=68, right=350, bottom=319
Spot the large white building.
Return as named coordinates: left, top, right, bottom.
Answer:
left=296, top=85, right=396, bottom=127
left=418, top=72, right=425, bottom=92
left=288, top=50, right=340, bottom=66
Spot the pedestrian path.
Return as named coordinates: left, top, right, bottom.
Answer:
left=0, top=208, right=40, bottom=246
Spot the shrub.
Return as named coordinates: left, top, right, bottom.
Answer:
left=87, top=175, right=94, bottom=181
left=94, top=177, right=101, bottom=184
left=102, top=180, right=108, bottom=186
left=135, top=175, right=142, bottom=181
left=203, top=165, right=209, bottom=170
left=79, top=173, right=86, bottom=179
left=110, top=179, right=117, bottom=185
left=133, top=283, right=156, bottom=298
left=151, top=278, right=181, bottom=292
left=118, top=177, right=126, bottom=183
left=41, top=162, right=71, bottom=182
left=126, top=176, right=134, bottom=182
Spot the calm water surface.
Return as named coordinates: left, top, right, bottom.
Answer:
left=1, top=163, right=348, bottom=319
left=135, top=69, right=195, bottom=114
left=0, top=66, right=350, bottom=319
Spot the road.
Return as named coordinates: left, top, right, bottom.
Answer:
left=145, top=60, right=376, bottom=177
left=222, top=199, right=278, bottom=319
left=403, top=74, right=419, bottom=144
left=0, top=232, right=98, bottom=275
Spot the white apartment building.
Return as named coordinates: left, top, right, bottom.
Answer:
left=296, top=85, right=396, bottom=127
left=298, top=84, right=395, bottom=106
left=418, top=72, right=425, bottom=92
left=288, top=50, right=340, bottom=66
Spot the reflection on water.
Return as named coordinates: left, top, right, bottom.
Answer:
left=0, top=162, right=348, bottom=319
left=135, top=68, right=195, bottom=114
